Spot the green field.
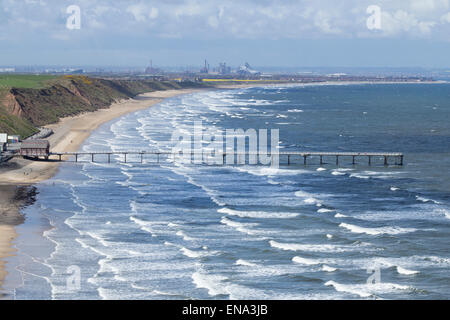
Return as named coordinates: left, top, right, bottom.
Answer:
left=0, top=74, right=61, bottom=90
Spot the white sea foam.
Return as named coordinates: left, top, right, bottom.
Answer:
left=176, top=231, right=196, bottom=241
left=325, top=281, right=372, bottom=298
left=334, top=213, right=348, bottom=218
left=270, top=240, right=357, bottom=253
left=322, top=265, right=337, bottom=272
left=180, top=247, right=212, bottom=258
left=416, top=196, right=441, bottom=204
left=390, top=187, right=400, bottom=191
left=316, top=167, right=327, bottom=172
left=325, top=280, right=411, bottom=298
left=287, top=109, right=304, bottom=113
left=396, top=266, right=420, bottom=275
left=292, top=256, right=321, bottom=265
left=339, top=223, right=416, bottom=235
left=317, top=208, right=334, bottom=213
left=236, top=259, right=258, bottom=267
left=304, top=198, right=320, bottom=204
left=331, top=170, right=347, bottom=176
left=86, top=232, right=110, bottom=247
left=349, top=173, right=370, bottom=179
left=236, top=167, right=308, bottom=177
left=220, top=217, right=259, bottom=235
left=294, top=190, right=322, bottom=205
left=168, top=223, right=180, bottom=228
left=192, top=272, right=229, bottom=296
left=218, top=207, right=299, bottom=219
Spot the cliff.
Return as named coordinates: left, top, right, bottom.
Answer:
left=0, top=76, right=206, bottom=138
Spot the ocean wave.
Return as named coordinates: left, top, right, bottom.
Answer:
left=176, top=230, right=196, bottom=241
left=192, top=272, right=229, bottom=296
left=396, top=266, right=420, bottom=275
left=325, top=280, right=411, bottom=299
left=180, top=247, right=216, bottom=258
left=220, top=217, right=260, bottom=235
left=317, top=208, right=334, bottom=213
left=218, top=207, right=299, bottom=219
left=270, top=240, right=359, bottom=253
left=416, top=196, right=441, bottom=204
left=294, top=190, right=322, bottom=205
left=331, top=170, right=347, bottom=176
left=235, top=259, right=258, bottom=267
left=339, top=223, right=417, bottom=235
left=236, top=167, right=308, bottom=177
left=321, top=265, right=337, bottom=272
left=292, top=256, right=321, bottom=265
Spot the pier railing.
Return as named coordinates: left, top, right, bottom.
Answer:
left=47, top=151, right=404, bottom=166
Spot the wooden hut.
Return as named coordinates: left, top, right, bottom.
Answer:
left=20, top=140, right=50, bottom=159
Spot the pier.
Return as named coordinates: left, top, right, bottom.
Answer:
left=46, top=151, right=404, bottom=166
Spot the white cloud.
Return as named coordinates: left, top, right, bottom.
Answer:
left=126, top=3, right=158, bottom=22
left=1, top=0, right=450, bottom=41
left=441, top=11, right=450, bottom=22
left=314, top=10, right=341, bottom=34
left=380, top=10, right=437, bottom=36
left=410, top=0, right=449, bottom=13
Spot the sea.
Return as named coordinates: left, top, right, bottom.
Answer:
left=2, top=83, right=450, bottom=300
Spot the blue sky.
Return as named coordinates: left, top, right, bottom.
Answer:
left=1, top=0, right=450, bottom=68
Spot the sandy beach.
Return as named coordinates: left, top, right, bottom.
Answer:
left=0, top=88, right=203, bottom=289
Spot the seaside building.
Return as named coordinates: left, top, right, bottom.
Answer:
left=0, top=133, right=7, bottom=151
left=20, top=140, right=50, bottom=159
left=8, top=135, right=20, bottom=143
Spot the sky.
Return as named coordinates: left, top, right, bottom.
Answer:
left=1, top=0, right=450, bottom=68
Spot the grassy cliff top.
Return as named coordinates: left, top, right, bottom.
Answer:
left=0, top=74, right=61, bottom=90
left=0, top=75, right=206, bottom=138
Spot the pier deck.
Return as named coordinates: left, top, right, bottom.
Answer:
left=45, top=151, right=404, bottom=166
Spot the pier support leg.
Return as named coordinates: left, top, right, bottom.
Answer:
left=75, top=154, right=78, bottom=163
left=320, top=156, right=323, bottom=165
left=368, top=156, right=371, bottom=166
left=125, top=154, right=127, bottom=163
left=141, top=153, right=143, bottom=164
left=59, top=154, right=61, bottom=162
left=91, top=154, right=94, bottom=162
left=400, top=155, right=404, bottom=166
left=288, top=155, right=290, bottom=165
left=336, top=156, right=339, bottom=166
left=352, top=156, right=356, bottom=165
left=108, top=154, right=111, bottom=163
left=384, top=156, right=388, bottom=166
left=303, top=156, right=307, bottom=165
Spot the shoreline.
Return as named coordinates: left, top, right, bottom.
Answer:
left=0, top=87, right=206, bottom=290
